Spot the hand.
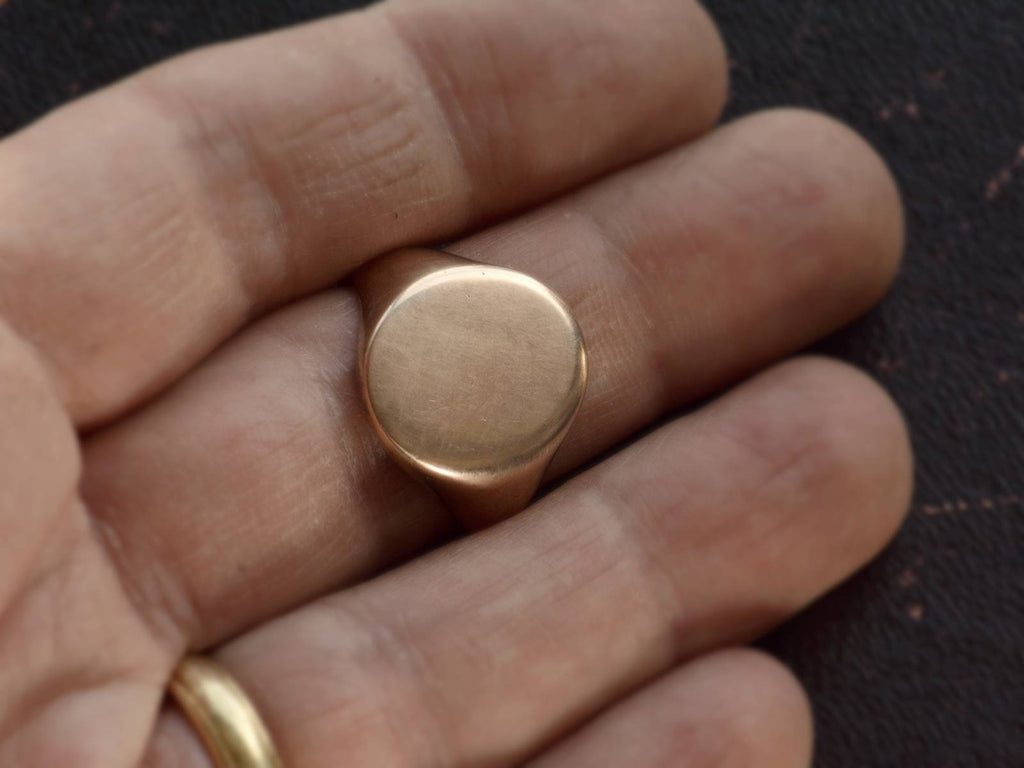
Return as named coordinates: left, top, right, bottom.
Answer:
left=0, top=0, right=912, bottom=765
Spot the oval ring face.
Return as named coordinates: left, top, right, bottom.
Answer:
left=364, top=265, right=587, bottom=477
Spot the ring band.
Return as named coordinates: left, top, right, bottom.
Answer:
left=169, top=655, right=284, bottom=768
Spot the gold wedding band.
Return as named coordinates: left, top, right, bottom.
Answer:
left=169, top=655, right=284, bottom=768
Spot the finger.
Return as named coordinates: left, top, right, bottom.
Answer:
left=0, top=322, right=164, bottom=765
left=0, top=0, right=727, bottom=426
left=527, top=649, right=812, bottom=768
left=144, top=650, right=812, bottom=768
left=81, top=109, right=906, bottom=649
left=148, top=357, right=912, bottom=766
left=0, top=318, right=79, bottom=620
left=142, top=709, right=212, bottom=768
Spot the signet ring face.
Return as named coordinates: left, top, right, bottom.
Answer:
left=355, top=248, right=587, bottom=528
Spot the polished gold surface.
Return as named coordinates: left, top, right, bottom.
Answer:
left=169, top=656, right=284, bottom=768
left=355, top=248, right=587, bottom=527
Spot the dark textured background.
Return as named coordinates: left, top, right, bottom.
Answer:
left=1, top=1, right=1021, bottom=766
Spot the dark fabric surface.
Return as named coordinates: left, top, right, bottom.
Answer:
left=1, top=1, right=1021, bottom=766
left=711, top=4, right=1024, bottom=766
left=712, top=3, right=1024, bottom=765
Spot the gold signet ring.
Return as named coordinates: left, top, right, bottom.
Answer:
left=354, top=248, right=587, bottom=528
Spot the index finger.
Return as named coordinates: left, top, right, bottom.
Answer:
left=0, top=0, right=727, bottom=426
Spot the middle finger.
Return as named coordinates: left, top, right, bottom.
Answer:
left=82, top=109, right=903, bottom=652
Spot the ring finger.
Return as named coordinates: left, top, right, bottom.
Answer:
left=145, top=356, right=912, bottom=766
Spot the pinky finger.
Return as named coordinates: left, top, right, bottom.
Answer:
left=527, top=648, right=813, bottom=768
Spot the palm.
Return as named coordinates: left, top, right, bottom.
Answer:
left=0, top=1, right=911, bottom=766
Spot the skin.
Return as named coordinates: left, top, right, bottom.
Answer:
left=0, top=0, right=912, bottom=765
